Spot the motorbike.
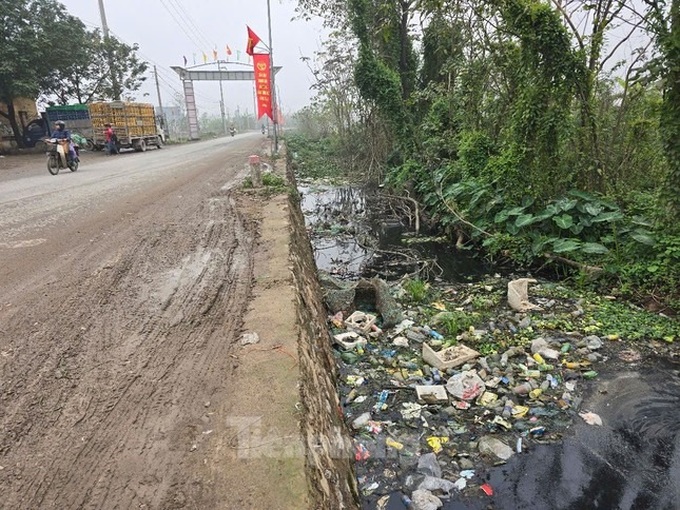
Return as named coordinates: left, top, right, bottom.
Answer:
left=46, top=138, right=79, bottom=175
left=229, top=128, right=236, bottom=137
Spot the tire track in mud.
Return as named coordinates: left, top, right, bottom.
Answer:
left=0, top=148, right=259, bottom=509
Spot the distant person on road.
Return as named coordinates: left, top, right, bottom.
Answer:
left=104, top=123, right=118, bottom=155
left=52, top=120, right=77, bottom=161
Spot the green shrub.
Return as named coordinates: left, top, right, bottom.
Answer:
left=262, top=173, right=286, bottom=187
left=403, top=278, right=429, bottom=303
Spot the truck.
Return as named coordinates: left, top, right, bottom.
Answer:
left=23, top=102, right=165, bottom=152
left=89, top=101, right=164, bottom=152
left=23, top=104, right=95, bottom=150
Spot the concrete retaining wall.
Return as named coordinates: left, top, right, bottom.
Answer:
left=287, top=163, right=360, bottom=509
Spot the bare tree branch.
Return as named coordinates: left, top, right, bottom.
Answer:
left=551, top=0, right=585, bottom=49
left=599, top=18, right=647, bottom=71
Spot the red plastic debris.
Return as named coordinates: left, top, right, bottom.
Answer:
left=355, top=444, right=370, bottom=461
left=481, top=483, right=494, bottom=496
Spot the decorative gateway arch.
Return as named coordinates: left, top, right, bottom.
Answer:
left=171, top=62, right=281, bottom=140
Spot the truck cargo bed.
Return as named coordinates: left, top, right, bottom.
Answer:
left=89, top=101, right=161, bottom=150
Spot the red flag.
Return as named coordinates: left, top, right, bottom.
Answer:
left=253, top=53, right=273, bottom=120
left=226, top=45, right=232, bottom=56
left=246, top=26, right=261, bottom=55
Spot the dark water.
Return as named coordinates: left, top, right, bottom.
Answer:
left=299, top=184, right=492, bottom=281
left=368, top=359, right=680, bottom=510
left=299, top=182, right=680, bottom=510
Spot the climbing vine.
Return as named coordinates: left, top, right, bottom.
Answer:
left=496, top=0, right=585, bottom=199
left=644, top=0, right=680, bottom=223
left=297, top=0, right=680, bottom=307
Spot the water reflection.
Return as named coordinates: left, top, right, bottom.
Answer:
left=299, top=183, right=493, bottom=281
left=442, top=363, right=680, bottom=510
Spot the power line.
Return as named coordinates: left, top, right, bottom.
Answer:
left=83, top=25, right=185, bottom=101
left=157, top=73, right=218, bottom=107
left=156, top=74, right=183, bottom=97
left=155, top=68, right=218, bottom=103
left=157, top=0, right=204, bottom=52
left=78, top=18, right=228, bottom=110
left=63, top=19, right=179, bottom=101
left=166, top=0, right=215, bottom=50
left=163, top=0, right=211, bottom=49
left=139, top=57, right=220, bottom=104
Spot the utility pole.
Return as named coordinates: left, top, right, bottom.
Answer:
left=252, top=82, right=258, bottom=131
left=275, top=84, right=283, bottom=132
left=217, top=60, right=227, bottom=135
left=153, top=65, right=166, bottom=135
left=97, top=0, right=121, bottom=100
left=97, top=0, right=110, bottom=38
left=266, top=0, right=279, bottom=152
left=154, top=66, right=164, bottom=112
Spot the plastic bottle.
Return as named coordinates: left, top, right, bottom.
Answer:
left=373, top=390, right=390, bottom=411
left=432, top=368, right=441, bottom=383
left=401, top=494, right=413, bottom=508
left=428, top=329, right=444, bottom=340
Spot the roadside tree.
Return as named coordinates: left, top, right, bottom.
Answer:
left=0, top=0, right=85, bottom=146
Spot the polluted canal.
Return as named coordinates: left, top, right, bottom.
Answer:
left=296, top=178, right=680, bottom=510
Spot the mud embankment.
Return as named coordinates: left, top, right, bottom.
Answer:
left=287, top=165, right=360, bottom=509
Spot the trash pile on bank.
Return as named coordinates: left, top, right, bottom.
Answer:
left=324, top=274, right=609, bottom=508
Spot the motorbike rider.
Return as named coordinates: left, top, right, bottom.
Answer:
left=52, top=120, right=77, bottom=162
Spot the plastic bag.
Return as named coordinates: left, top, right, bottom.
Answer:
left=417, top=453, right=442, bottom=478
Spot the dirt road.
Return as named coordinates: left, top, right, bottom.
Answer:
left=0, top=134, right=275, bottom=509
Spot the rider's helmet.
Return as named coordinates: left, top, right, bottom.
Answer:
left=54, top=120, right=65, bottom=130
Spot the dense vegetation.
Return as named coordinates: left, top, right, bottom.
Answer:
left=0, top=0, right=147, bottom=146
left=294, top=0, right=680, bottom=310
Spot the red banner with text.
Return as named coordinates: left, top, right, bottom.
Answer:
left=253, top=53, right=273, bottom=120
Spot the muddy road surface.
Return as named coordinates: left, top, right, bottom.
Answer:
left=0, top=135, right=264, bottom=509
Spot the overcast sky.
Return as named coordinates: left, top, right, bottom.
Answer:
left=58, top=0, right=326, bottom=118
